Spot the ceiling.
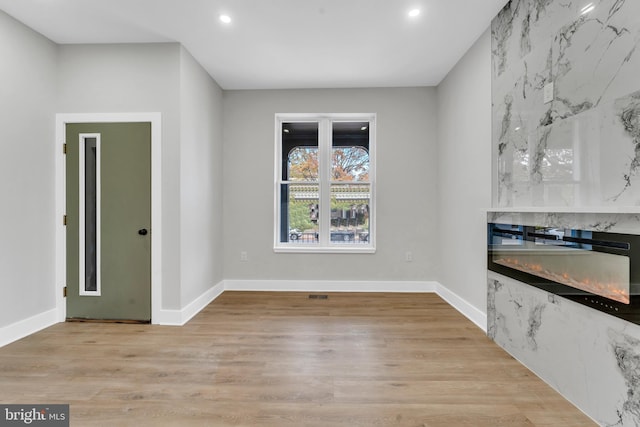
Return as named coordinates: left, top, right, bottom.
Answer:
left=0, top=0, right=507, bottom=90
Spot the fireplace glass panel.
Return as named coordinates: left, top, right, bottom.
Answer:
left=490, top=224, right=631, bottom=305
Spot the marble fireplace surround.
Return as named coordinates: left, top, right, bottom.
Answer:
left=489, top=0, right=640, bottom=424
left=492, top=0, right=640, bottom=208
left=487, top=209, right=640, bottom=426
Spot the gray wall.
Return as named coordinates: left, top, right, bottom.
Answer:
left=436, top=30, right=492, bottom=313
left=57, top=43, right=183, bottom=309
left=179, top=46, right=224, bottom=304
left=222, top=88, right=438, bottom=282
left=0, top=9, right=489, bottom=331
left=0, top=10, right=58, bottom=327
left=58, top=43, right=225, bottom=311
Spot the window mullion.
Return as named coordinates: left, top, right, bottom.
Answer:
left=318, top=119, right=331, bottom=246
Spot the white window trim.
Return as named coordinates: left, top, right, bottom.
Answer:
left=78, top=133, right=101, bottom=296
left=274, top=113, right=376, bottom=254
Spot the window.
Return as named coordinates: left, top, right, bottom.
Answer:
left=275, top=114, right=375, bottom=253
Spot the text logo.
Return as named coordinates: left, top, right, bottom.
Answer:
left=0, top=405, right=69, bottom=426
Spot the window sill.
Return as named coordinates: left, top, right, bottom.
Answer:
left=274, top=246, right=376, bottom=254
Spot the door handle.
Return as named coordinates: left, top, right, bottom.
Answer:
left=138, top=228, right=148, bottom=236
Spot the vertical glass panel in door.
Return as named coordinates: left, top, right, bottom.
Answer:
left=84, top=138, right=98, bottom=292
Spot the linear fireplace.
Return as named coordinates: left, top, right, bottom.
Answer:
left=488, top=223, right=640, bottom=325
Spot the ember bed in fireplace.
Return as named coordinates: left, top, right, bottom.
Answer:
left=488, top=223, right=640, bottom=325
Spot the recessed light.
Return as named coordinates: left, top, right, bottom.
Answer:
left=408, top=9, right=420, bottom=18
left=361, top=126, right=368, bottom=131
left=219, top=14, right=231, bottom=24
left=283, top=129, right=290, bottom=133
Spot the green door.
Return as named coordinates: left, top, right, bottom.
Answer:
left=66, top=123, right=151, bottom=321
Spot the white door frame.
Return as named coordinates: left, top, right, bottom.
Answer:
left=55, top=113, right=162, bottom=323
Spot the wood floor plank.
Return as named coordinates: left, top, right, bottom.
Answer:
left=0, top=292, right=595, bottom=426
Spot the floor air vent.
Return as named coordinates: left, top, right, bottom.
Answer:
left=308, top=294, right=328, bottom=299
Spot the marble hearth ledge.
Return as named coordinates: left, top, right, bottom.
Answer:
left=486, top=209, right=640, bottom=235
left=486, top=207, right=640, bottom=214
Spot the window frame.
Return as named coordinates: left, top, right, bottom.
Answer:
left=274, top=113, right=376, bottom=253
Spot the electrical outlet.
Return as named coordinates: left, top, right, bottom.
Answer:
left=405, top=251, right=413, bottom=262
left=240, top=251, right=248, bottom=262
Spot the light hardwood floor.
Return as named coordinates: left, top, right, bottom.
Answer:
left=0, top=292, right=595, bottom=426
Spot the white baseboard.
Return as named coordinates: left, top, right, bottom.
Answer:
left=223, top=279, right=486, bottom=332
left=0, top=308, right=58, bottom=348
left=436, top=283, right=487, bottom=332
left=224, top=280, right=437, bottom=293
left=1, top=280, right=486, bottom=345
left=156, top=281, right=224, bottom=326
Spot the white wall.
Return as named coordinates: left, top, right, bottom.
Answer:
left=0, top=11, right=58, bottom=327
left=57, top=43, right=183, bottom=309
left=222, top=88, right=438, bottom=282
left=436, top=29, right=492, bottom=313
left=179, top=47, right=224, bottom=305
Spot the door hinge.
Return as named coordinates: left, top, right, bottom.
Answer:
left=63, top=286, right=67, bottom=298
left=63, top=143, right=67, bottom=154
left=63, top=215, right=67, bottom=226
